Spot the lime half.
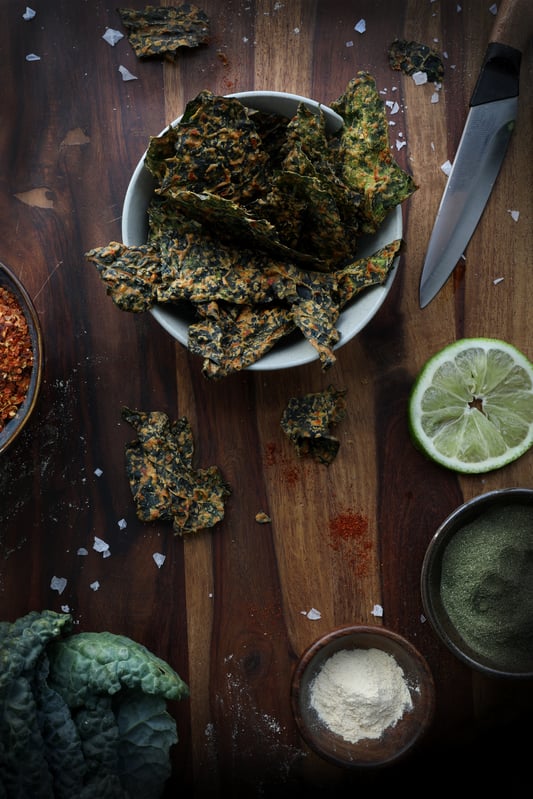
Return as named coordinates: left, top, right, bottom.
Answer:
left=408, top=338, right=533, bottom=474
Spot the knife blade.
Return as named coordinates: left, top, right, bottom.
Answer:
left=419, top=0, right=532, bottom=308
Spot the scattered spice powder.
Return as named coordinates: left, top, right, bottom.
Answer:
left=263, top=440, right=301, bottom=486
left=0, top=287, right=33, bottom=432
left=329, top=511, right=372, bottom=577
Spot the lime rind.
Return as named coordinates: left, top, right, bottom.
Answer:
left=409, top=338, right=533, bottom=474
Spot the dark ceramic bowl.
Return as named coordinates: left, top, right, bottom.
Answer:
left=421, top=488, right=533, bottom=678
left=0, top=262, right=43, bottom=454
left=290, top=624, right=435, bottom=768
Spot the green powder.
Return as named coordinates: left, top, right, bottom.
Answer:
left=440, top=503, right=533, bottom=671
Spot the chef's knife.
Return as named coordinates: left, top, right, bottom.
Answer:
left=419, top=0, right=532, bottom=308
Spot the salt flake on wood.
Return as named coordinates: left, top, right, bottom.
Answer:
left=51, top=576, right=67, bottom=594
left=412, top=71, right=428, bottom=85
left=93, top=536, right=110, bottom=555
left=77, top=547, right=88, bottom=556
left=489, top=3, right=498, bottom=15
left=118, top=65, right=138, bottom=81
left=90, top=580, right=100, bottom=591
left=94, top=467, right=103, bottom=476
left=25, top=53, right=41, bottom=61
left=117, top=518, right=127, bottom=529
left=103, top=28, right=124, bottom=46
left=153, top=552, right=166, bottom=568
left=22, top=7, right=36, bottom=20
left=441, top=159, right=452, bottom=176
left=507, top=209, right=520, bottom=222
left=371, top=603, right=383, bottom=617
left=306, top=608, right=322, bottom=620
left=354, top=19, right=366, bottom=34
left=493, top=277, right=505, bottom=285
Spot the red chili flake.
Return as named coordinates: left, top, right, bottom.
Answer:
left=263, top=440, right=301, bottom=485
left=0, top=286, right=33, bottom=432
left=216, top=50, right=229, bottom=66
left=328, top=510, right=372, bottom=577
left=265, top=441, right=277, bottom=466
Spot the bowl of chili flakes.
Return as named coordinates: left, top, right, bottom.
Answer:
left=88, top=78, right=416, bottom=377
left=0, top=261, right=43, bottom=454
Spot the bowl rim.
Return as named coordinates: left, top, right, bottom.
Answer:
left=0, top=261, right=43, bottom=455
left=121, top=89, right=403, bottom=371
left=420, top=487, right=533, bottom=679
left=290, top=623, right=435, bottom=768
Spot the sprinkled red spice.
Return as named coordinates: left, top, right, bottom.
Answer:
left=0, top=287, right=33, bottom=432
left=264, top=441, right=301, bottom=485
left=328, top=511, right=372, bottom=577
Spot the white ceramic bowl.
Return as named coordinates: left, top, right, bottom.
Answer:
left=122, top=91, right=403, bottom=371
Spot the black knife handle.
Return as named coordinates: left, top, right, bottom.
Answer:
left=470, top=42, right=521, bottom=106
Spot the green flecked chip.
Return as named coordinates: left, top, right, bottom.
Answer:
left=388, top=38, right=444, bottom=82
left=281, top=384, right=347, bottom=465
left=122, top=407, right=231, bottom=534
left=86, top=75, right=416, bottom=376
left=117, top=4, right=210, bottom=59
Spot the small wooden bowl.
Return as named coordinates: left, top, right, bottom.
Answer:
left=0, top=262, right=43, bottom=455
left=290, top=624, right=435, bottom=768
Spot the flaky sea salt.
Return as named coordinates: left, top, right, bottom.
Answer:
left=306, top=608, right=322, bottom=620
left=431, top=91, right=440, bottom=103
left=371, top=604, right=384, bottom=617
left=117, top=518, right=127, bottom=529
left=493, top=277, right=505, bottom=285
left=385, top=100, right=399, bottom=114
left=94, top=467, right=103, bottom=476
left=441, top=160, right=453, bottom=176
left=119, top=65, right=138, bottom=81
left=77, top=547, right=88, bottom=556
left=396, top=139, right=407, bottom=150
left=489, top=3, right=498, bottom=15
left=103, top=27, right=124, bottom=46
left=22, top=7, right=36, bottom=20
left=153, top=552, right=166, bottom=568
left=412, top=70, right=428, bottom=85
left=25, top=53, right=40, bottom=61
left=507, top=209, right=520, bottom=222
left=93, top=536, right=110, bottom=556
left=51, top=576, right=67, bottom=594
left=90, top=580, right=100, bottom=591
left=354, top=18, right=366, bottom=34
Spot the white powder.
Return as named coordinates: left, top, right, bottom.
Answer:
left=309, top=648, right=413, bottom=743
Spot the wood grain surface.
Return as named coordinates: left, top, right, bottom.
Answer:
left=1, top=0, right=533, bottom=795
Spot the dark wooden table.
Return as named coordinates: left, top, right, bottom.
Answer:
left=1, top=0, right=533, bottom=795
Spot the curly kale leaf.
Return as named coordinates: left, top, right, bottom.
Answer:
left=116, top=690, right=177, bottom=797
left=46, top=631, right=189, bottom=707
left=0, top=611, right=72, bottom=693
left=33, top=656, right=86, bottom=798
left=0, top=612, right=74, bottom=799
left=0, top=614, right=189, bottom=798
